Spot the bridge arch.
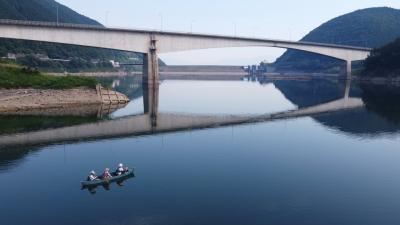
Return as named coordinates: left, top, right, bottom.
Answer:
left=0, top=20, right=371, bottom=79
left=0, top=20, right=370, bottom=61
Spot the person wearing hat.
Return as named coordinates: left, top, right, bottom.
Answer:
left=115, top=163, right=125, bottom=176
left=102, top=168, right=112, bottom=180
left=87, top=170, right=98, bottom=181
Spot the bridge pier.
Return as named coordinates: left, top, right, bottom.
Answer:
left=344, top=78, right=351, bottom=99
left=142, top=34, right=159, bottom=128
left=143, top=81, right=159, bottom=128
left=346, top=60, right=352, bottom=79
left=341, top=60, right=352, bottom=79
left=143, top=34, right=159, bottom=128
left=143, top=34, right=159, bottom=86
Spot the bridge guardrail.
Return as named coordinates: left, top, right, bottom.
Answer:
left=0, top=19, right=372, bottom=51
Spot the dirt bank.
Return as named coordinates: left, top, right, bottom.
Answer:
left=0, top=87, right=129, bottom=116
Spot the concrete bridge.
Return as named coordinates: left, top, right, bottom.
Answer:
left=0, top=20, right=371, bottom=82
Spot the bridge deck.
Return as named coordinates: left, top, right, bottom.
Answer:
left=0, top=19, right=371, bottom=51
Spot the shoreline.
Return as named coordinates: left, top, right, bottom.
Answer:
left=46, top=69, right=400, bottom=83
left=47, top=71, right=248, bottom=77
left=47, top=71, right=142, bottom=77
left=0, top=86, right=129, bottom=116
left=355, top=76, right=400, bottom=85
left=1, top=73, right=398, bottom=116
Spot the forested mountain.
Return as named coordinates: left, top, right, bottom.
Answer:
left=363, top=38, right=400, bottom=76
left=274, top=7, right=400, bottom=73
left=0, top=0, right=99, bottom=25
left=0, top=0, right=138, bottom=72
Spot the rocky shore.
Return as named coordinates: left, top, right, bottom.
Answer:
left=0, top=86, right=129, bottom=116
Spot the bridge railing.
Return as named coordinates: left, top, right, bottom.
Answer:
left=0, top=19, right=104, bottom=29
left=0, top=19, right=372, bottom=51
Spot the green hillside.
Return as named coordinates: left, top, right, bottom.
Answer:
left=274, top=7, right=400, bottom=73
left=0, top=63, right=98, bottom=89
left=0, top=0, right=99, bottom=24
left=0, top=0, right=138, bottom=72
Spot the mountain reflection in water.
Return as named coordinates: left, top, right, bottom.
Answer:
left=1, top=76, right=400, bottom=225
left=0, top=77, right=400, bottom=169
left=269, top=78, right=400, bottom=137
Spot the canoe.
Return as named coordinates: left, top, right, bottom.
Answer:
left=81, top=169, right=134, bottom=187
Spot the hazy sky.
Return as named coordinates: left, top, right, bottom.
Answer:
left=57, top=0, right=400, bottom=65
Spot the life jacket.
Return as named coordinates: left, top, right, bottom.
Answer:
left=116, top=167, right=124, bottom=175
left=102, top=171, right=111, bottom=179
left=87, top=174, right=96, bottom=181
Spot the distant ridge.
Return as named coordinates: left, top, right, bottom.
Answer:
left=0, top=0, right=100, bottom=25
left=0, top=0, right=135, bottom=71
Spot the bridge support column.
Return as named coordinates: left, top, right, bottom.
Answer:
left=344, top=78, right=351, bottom=99
left=346, top=60, right=352, bottom=80
left=143, top=34, right=159, bottom=86
left=143, top=81, right=159, bottom=128
left=143, top=34, right=159, bottom=127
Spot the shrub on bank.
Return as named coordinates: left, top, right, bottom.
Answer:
left=363, top=38, right=400, bottom=77
left=0, top=64, right=98, bottom=89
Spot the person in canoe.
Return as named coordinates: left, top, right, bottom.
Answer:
left=102, top=168, right=112, bottom=180
left=87, top=171, right=98, bottom=181
left=115, top=163, right=126, bottom=176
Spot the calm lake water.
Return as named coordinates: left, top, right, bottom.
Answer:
left=1, top=76, right=400, bottom=225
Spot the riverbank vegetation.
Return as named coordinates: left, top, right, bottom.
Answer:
left=363, top=38, right=400, bottom=77
left=16, top=55, right=117, bottom=73
left=0, top=64, right=98, bottom=89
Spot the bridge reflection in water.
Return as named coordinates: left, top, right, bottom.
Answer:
left=0, top=79, right=363, bottom=148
